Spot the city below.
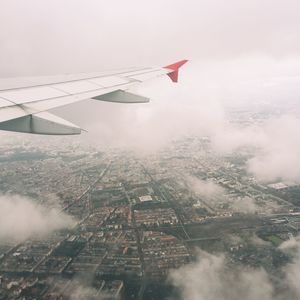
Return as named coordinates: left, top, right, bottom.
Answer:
left=0, top=108, right=299, bottom=299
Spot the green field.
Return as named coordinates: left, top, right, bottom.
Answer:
left=267, top=235, right=283, bottom=246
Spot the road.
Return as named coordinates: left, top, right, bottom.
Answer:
left=62, top=161, right=111, bottom=212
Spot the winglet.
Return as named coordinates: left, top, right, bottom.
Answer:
left=164, top=59, right=188, bottom=83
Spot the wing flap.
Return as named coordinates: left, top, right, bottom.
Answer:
left=92, top=90, right=149, bottom=103
left=0, top=112, right=81, bottom=135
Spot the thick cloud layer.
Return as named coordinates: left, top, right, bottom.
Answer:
left=55, top=60, right=300, bottom=182
left=0, top=195, right=75, bottom=242
left=1, top=1, right=300, bottom=183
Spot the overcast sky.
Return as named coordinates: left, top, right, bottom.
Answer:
left=1, top=0, right=300, bottom=76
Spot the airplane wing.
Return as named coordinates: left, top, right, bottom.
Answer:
left=0, top=60, right=188, bottom=135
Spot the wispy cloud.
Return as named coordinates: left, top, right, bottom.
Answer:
left=170, top=238, right=300, bottom=300
left=169, top=250, right=273, bottom=300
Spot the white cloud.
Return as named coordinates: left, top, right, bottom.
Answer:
left=0, top=194, right=75, bottom=242
left=185, top=176, right=224, bottom=198
left=231, top=197, right=258, bottom=214
left=247, top=116, right=300, bottom=182
left=62, top=278, right=113, bottom=300
left=169, top=250, right=273, bottom=300
left=169, top=240, right=300, bottom=300
left=68, top=285, right=109, bottom=300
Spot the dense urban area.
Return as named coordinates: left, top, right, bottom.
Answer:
left=0, top=107, right=300, bottom=300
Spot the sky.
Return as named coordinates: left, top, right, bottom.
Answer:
left=1, top=0, right=300, bottom=76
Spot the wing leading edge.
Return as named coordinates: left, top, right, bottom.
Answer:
left=0, top=60, right=188, bottom=135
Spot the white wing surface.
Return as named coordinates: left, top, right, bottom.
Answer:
left=0, top=60, right=188, bottom=135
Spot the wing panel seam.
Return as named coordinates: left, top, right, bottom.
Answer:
left=0, top=68, right=152, bottom=92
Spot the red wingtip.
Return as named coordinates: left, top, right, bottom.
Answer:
left=163, top=59, right=188, bottom=83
